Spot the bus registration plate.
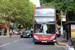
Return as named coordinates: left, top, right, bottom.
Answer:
left=42, top=41, right=47, bottom=43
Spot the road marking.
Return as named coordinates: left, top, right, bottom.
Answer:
left=0, top=43, right=10, bottom=47
left=54, top=43, right=56, bottom=45
left=13, top=39, right=19, bottom=42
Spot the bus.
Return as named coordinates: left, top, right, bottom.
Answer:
left=33, top=7, right=57, bottom=43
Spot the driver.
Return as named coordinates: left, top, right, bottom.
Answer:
left=35, top=27, right=40, bottom=33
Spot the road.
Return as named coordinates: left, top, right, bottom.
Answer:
left=0, top=35, right=65, bottom=50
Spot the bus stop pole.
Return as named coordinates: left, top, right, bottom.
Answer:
left=61, top=13, right=62, bottom=36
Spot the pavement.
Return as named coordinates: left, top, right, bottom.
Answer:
left=0, top=35, right=19, bottom=38
left=56, top=35, right=68, bottom=46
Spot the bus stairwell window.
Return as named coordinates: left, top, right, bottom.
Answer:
left=46, top=25, right=55, bottom=34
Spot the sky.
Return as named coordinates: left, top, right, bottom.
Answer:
left=30, top=0, right=40, bottom=7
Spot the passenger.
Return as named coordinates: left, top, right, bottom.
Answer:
left=36, top=28, right=40, bottom=33
left=9, top=30, right=12, bottom=37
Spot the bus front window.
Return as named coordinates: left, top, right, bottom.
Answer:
left=34, top=24, right=55, bottom=35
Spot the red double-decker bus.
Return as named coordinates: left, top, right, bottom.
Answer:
left=33, top=7, right=57, bottom=43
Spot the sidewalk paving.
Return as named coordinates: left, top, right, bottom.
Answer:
left=56, top=36, right=68, bottom=46
left=0, top=35, right=19, bottom=38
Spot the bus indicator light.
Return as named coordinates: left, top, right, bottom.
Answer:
left=42, top=36, right=46, bottom=37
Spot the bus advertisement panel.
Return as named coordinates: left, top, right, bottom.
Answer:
left=33, top=7, right=57, bottom=43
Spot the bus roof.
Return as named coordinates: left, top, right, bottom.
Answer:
left=35, top=6, right=55, bottom=9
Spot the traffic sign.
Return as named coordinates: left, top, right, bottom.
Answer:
left=61, top=13, right=66, bottom=21
left=62, top=13, right=66, bottom=17
left=60, top=10, right=63, bottom=13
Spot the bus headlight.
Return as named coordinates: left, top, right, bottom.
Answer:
left=50, top=36, right=55, bottom=40
left=34, top=35, right=39, bottom=40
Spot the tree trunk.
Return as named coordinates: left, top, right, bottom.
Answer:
left=7, top=27, right=9, bottom=36
left=7, top=15, right=11, bottom=36
left=4, top=14, right=9, bottom=36
left=26, top=27, right=27, bottom=30
left=16, top=23, right=18, bottom=30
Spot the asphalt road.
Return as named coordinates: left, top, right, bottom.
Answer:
left=0, top=35, right=65, bottom=50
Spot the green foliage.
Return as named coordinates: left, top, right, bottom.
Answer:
left=40, top=0, right=75, bottom=22
left=0, top=0, right=35, bottom=28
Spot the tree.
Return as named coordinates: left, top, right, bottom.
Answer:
left=0, top=0, right=14, bottom=36
left=40, top=0, right=75, bottom=22
left=0, top=0, right=35, bottom=36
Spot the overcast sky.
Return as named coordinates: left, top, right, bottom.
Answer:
left=30, top=0, right=40, bottom=7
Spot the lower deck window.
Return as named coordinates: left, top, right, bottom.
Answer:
left=34, top=24, right=55, bottom=34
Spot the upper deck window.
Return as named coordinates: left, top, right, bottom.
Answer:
left=35, top=7, right=55, bottom=16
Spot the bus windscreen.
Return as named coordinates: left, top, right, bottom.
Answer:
left=34, top=24, right=55, bottom=35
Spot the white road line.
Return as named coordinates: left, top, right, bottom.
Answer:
left=13, top=39, right=19, bottom=42
left=0, top=43, right=10, bottom=47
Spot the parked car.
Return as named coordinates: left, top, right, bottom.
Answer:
left=20, top=30, right=24, bottom=33
left=20, top=30, right=33, bottom=38
left=17, top=30, right=22, bottom=34
left=31, top=29, right=33, bottom=32
left=65, top=36, right=75, bottom=50
left=13, top=30, right=22, bottom=35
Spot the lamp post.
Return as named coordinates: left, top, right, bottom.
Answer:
left=66, top=0, right=68, bottom=22
left=66, top=0, right=69, bottom=40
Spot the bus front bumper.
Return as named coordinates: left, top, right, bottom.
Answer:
left=33, top=37, right=57, bottom=43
